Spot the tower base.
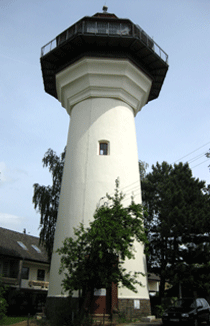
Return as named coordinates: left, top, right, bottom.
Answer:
left=45, top=296, right=78, bottom=326
left=45, top=296, right=151, bottom=326
left=118, top=298, right=151, bottom=319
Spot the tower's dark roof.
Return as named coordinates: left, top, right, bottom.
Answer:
left=93, top=12, right=118, bottom=19
left=0, top=227, right=49, bottom=264
left=40, top=12, right=168, bottom=103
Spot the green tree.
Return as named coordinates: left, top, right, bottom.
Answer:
left=206, top=149, right=210, bottom=174
left=139, top=160, right=149, bottom=181
left=33, top=148, right=65, bottom=261
left=142, top=161, right=210, bottom=300
left=57, top=179, right=148, bottom=315
left=205, top=149, right=210, bottom=193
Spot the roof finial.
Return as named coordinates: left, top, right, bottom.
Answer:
left=102, top=5, right=108, bottom=12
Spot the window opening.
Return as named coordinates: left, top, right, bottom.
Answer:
left=99, top=142, right=109, bottom=155
left=17, top=241, right=28, bottom=250
left=2, top=260, right=19, bottom=278
left=3, top=261, right=9, bottom=277
left=31, top=244, right=41, bottom=253
left=37, top=269, right=45, bottom=281
left=22, top=267, right=29, bottom=280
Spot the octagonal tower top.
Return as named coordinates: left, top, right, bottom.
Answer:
left=40, top=9, right=168, bottom=103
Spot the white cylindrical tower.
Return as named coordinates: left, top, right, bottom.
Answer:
left=48, top=57, right=152, bottom=299
left=40, top=9, right=168, bottom=318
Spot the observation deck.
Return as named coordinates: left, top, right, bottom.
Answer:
left=40, top=12, right=168, bottom=103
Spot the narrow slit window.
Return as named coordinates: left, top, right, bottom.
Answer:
left=99, top=142, right=108, bottom=155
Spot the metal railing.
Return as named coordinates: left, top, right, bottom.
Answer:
left=41, top=19, right=168, bottom=64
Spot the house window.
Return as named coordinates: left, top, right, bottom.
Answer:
left=37, top=269, right=45, bottom=281
left=2, top=260, right=19, bottom=278
left=21, top=267, right=29, bottom=280
left=17, top=241, right=28, bottom=250
left=2, top=261, right=9, bottom=277
left=31, top=244, right=41, bottom=253
left=99, top=141, right=109, bottom=155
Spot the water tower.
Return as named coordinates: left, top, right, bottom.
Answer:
left=40, top=7, right=168, bottom=319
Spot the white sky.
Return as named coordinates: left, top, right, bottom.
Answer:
left=0, top=0, right=210, bottom=236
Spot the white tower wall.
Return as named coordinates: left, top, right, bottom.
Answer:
left=48, top=58, right=152, bottom=300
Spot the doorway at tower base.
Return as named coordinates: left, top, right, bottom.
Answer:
left=45, top=295, right=151, bottom=326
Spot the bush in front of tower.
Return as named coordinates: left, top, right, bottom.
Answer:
left=57, top=178, right=148, bottom=320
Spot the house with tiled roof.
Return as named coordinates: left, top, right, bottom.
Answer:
left=0, top=226, right=163, bottom=315
left=0, top=227, right=50, bottom=314
left=147, top=273, right=160, bottom=295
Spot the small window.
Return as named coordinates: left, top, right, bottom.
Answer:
left=99, top=141, right=109, bottom=155
left=31, top=244, right=41, bottom=253
left=2, top=261, right=9, bottom=277
left=37, top=269, right=45, bottom=281
left=22, top=267, right=29, bottom=280
left=2, top=260, right=19, bottom=278
left=17, top=241, right=28, bottom=250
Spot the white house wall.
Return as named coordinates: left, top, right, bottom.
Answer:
left=21, top=261, right=49, bottom=291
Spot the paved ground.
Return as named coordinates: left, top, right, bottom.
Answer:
left=9, top=322, right=30, bottom=326
left=123, top=322, right=162, bottom=326
left=8, top=322, right=34, bottom=326
left=7, top=320, right=38, bottom=326
left=10, top=320, right=163, bottom=326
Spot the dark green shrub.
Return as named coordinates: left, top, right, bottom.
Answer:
left=0, top=281, right=7, bottom=321
left=154, top=297, right=178, bottom=317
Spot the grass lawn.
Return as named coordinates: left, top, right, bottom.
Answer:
left=0, top=316, right=29, bottom=325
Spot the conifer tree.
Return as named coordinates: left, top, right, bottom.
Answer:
left=142, top=162, right=210, bottom=300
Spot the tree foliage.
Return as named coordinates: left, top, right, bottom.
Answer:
left=139, top=160, right=149, bottom=181
left=206, top=149, right=210, bottom=172
left=142, top=161, right=210, bottom=299
left=33, top=148, right=65, bottom=261
left=57, top=179, right=148, bottom=312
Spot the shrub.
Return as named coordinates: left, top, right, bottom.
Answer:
left=0, top=281, right=7, bottom=321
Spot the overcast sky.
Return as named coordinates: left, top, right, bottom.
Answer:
left=0, top=0, right=210, bottom=237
